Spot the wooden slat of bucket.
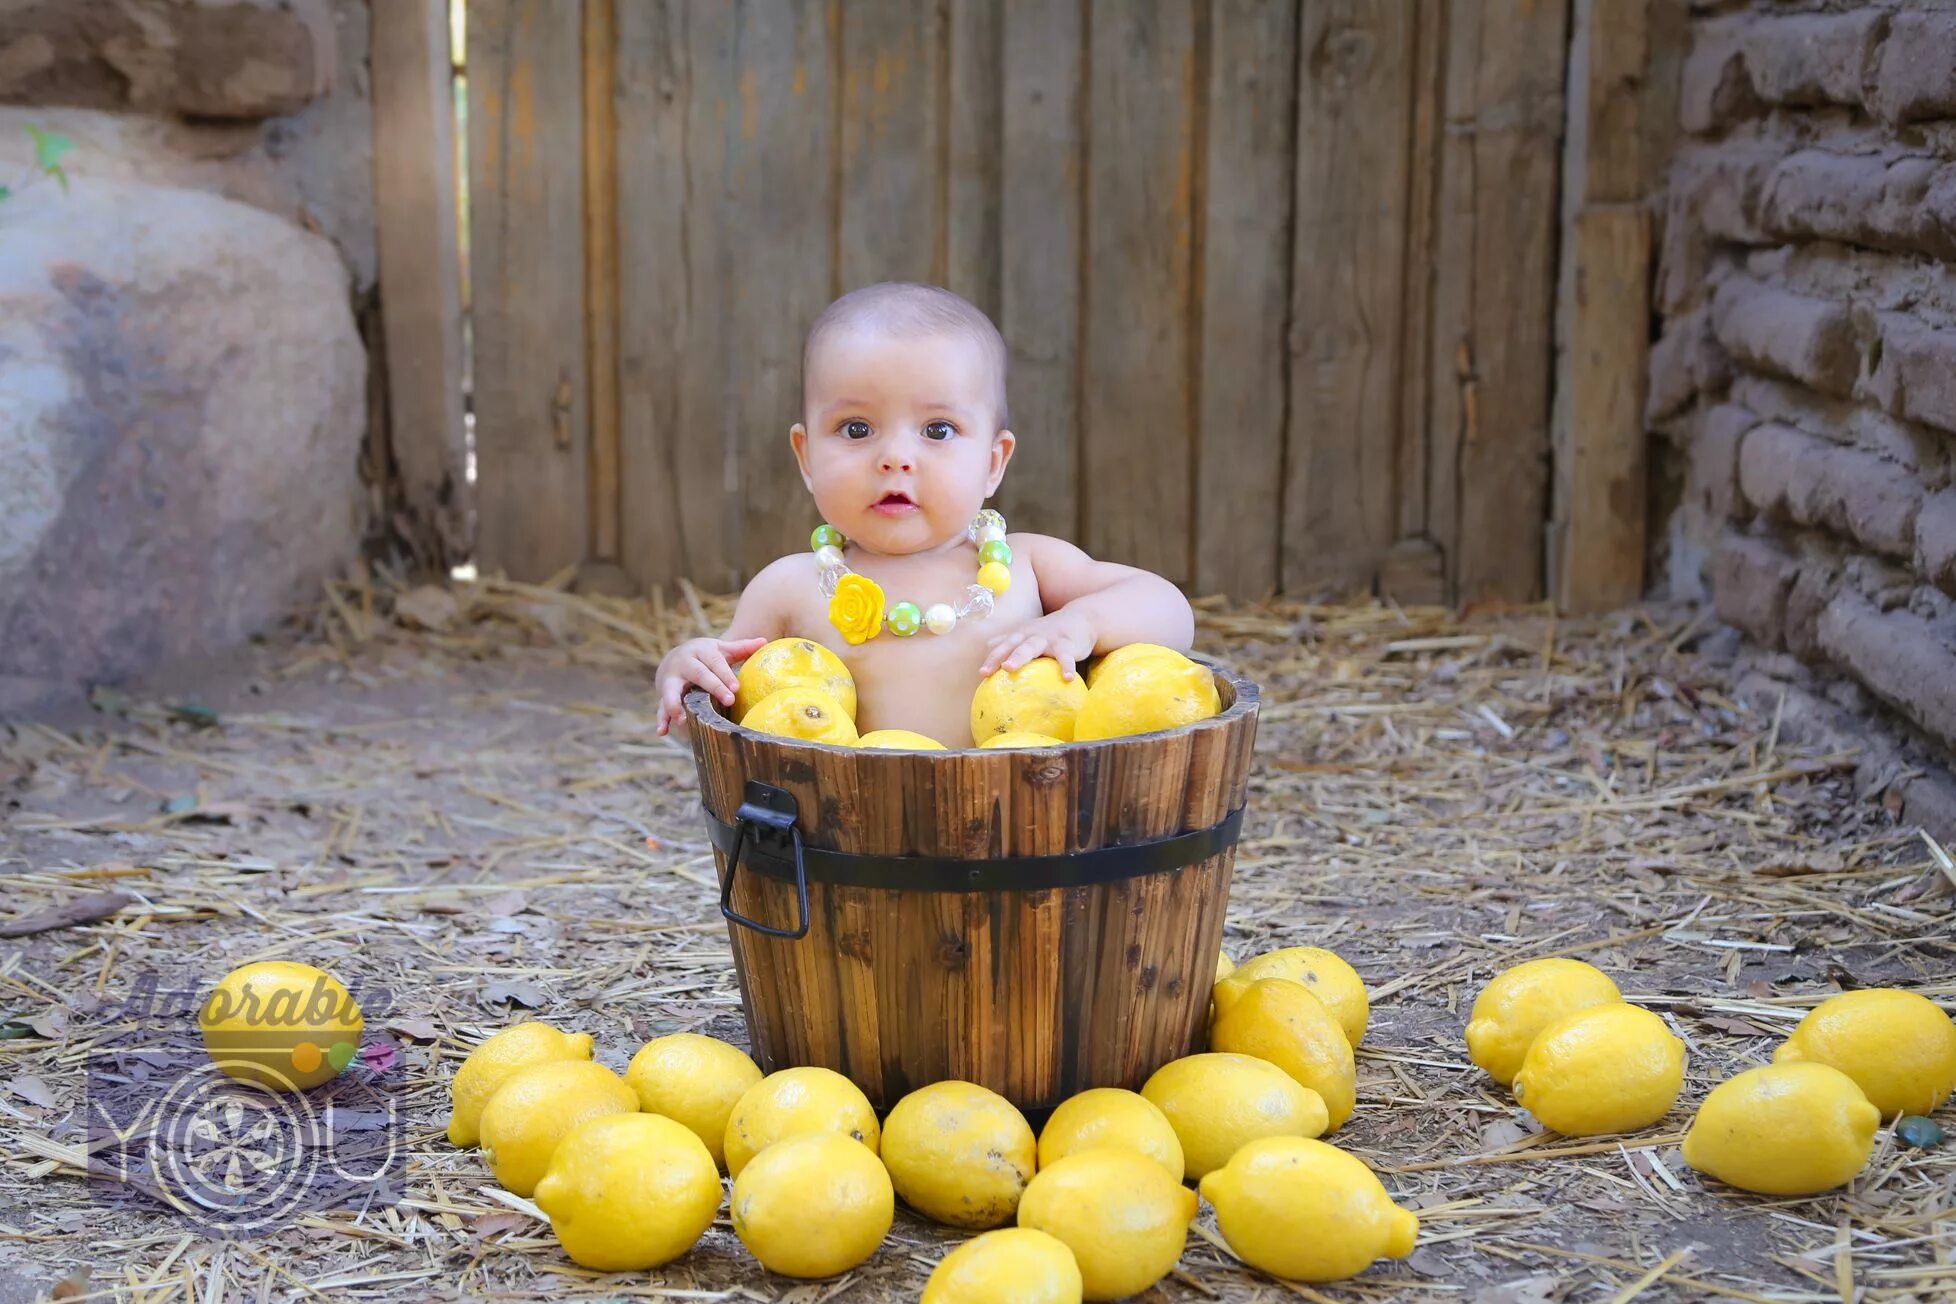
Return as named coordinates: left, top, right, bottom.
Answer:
left=1004, top=746, right=1070, bottom=1104
left=743, top=737, right=832, bottom=1074
left=813, top=743, right=905, bottom=1093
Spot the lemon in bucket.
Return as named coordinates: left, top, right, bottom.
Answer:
left=732, top=637, right=856, bottom=722
left=971, top=658, right=1088, bottom=742
left=1073, top=646, right=1218, bottom=741
left=740, top=686, right=860, bottom=746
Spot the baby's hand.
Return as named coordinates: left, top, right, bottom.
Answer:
left=656, top=636, right=768, bottom=737
left=980, top=611, right=1097, bottom=679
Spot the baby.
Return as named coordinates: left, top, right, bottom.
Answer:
left=654, top=282, right=1194, bottom=749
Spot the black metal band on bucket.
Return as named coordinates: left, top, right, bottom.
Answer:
left=705, top=779, right=1245, bottom=938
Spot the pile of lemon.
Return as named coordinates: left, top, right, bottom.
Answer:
left=444, top=942, right=1420, bottom=1297
left=1465, top=958, right=1956, bottom=1196
left=727, top=637, right=1220, bottom=750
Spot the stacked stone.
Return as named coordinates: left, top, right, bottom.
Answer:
left=1653, top=3, right=1956, bottom=801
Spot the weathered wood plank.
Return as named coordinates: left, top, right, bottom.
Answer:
left=1394, top=0, right=1446, bottom=601
left=468, top=0, right=588, bottom=582
left=734, top=0, right=840, bottom=581
left=994, top=0, right=1083, bottom=538
left=583, top=0, right=621, bottom=565
left=838, top=0, right=943, bottom=288
left=1282, top=0, right=1416, bottom=598
left=1195, top=0, right=1295, bottom=601
left=1082, top=0, right=1198, bottom=584
left=371, top=0, right=469, bottom=571
left=945, top=0, right=1002, bottom=319
left=1425, top=0, right=1480, bottom=595
left=1431, top=0, right=1569, bottom=606
left=1555, top=207, right=1650, bottom=612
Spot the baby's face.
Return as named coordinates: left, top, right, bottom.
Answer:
left=792, top=326, right=1012, bottom=555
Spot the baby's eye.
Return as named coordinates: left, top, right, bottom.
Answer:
left=841, top=419, right=872, bottom=440
left=923, top=420, right=957, bottom=441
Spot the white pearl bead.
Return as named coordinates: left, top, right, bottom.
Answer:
left=977, top=524, right=1005, bottom=545
left=814, top=544, right=845, bottom=571
left=924, top=603, right=957, bottom=636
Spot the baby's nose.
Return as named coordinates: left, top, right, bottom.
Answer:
left=879, top=443, right=915, bottom=472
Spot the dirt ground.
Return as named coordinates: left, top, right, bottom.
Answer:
left=2, top=582, right=1952, bottom=1303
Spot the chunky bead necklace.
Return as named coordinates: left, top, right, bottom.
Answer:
left=815, top=509, right=1013, bottom=645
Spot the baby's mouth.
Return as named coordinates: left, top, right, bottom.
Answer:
left=871, top=491, right=918, bottom=515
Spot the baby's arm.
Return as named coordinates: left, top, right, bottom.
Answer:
left=653, top=557, right=800, bottom=736
left=979, top=534, right=1195, bottom=677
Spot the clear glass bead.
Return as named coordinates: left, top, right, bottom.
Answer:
left=924, top=602, right=958, bottom=635
left=968, top=509, right=1006, bottom=543
left=954, top=583, right=994, bottom=620
left=814, top=544, right=845, bottom=571
left=818, top=565, right=846, bottom=598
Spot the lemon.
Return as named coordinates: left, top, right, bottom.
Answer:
left=1036, top=1087, right=1184, bottom=1182
left=1209, top=978, right=1357, bottom=1131
left=731, top=1131, right=893, bottom=1278
left=740, top=686, right=860, bottom=747
left=723, top=1065, right=881, bottom=1177
left=1682, top=1062, right=1879, bottom=1195
left=1083, top=642, right=1184, bottom=690
left=1512, top=1004, right=1685, bottom=1136
left=1140, top=1052, right=1328, bottom=1180
left=856, top=729, right=946, bottom=750
left=971, top=658, right=1089, bottom=742
left=198, top=961, right=364, bottom=1092
left=624, top=1032, right=761, bottom=1170
left=447, top=1021, right=595, bottom=1147
left=1016, top=1148, right=1197, bottom=1301
left=478, top=1059, right=639, bottom=1197
left=978, top=732, right=1066, bottom=749
left=1200, top=1136, right=1419, bottom=1283
left=532, top=1112, right=721, bottom=1270
left=1216, top=950, right=1236, bottom=983
left=733, top=637, right=856, bottom=722
left=1772, top=988, right=1956, bottom=1118
left=1213, top=946, right=1369, bottom=1047
left=882, top=1081, right=1037, bottom=1229
left=1465, top=958, right=1624, bottom=1086
left=923, top=1227, right=1083, bottom=1304
left=1072, top=648, right=1219, bottom=741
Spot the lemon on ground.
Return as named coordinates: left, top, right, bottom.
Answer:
left=1016, top=1148, right=1197, bottom=1302
left=1083, top=642, right=1185, bottom=690
left=1140, top=1052, right=1328, bottom=1180
left=1682, top=1062, right=1879, bottom=1195
left=1512, top=1003, right=1685, bottom=1136
left=740, top=686, right=860, bottom=747
left=1213, top=946, right=1369, bottom=1047
left=856, top=729, right=946, bottom=750
left=978, top=731, right=1066, bottom=748
left=1036, top=1087, right=1184, bottom=1182
left=1209, top=978, right=1357, bottom=1131
left=922, top=1227, right=1083, bottom=1304
left=624, top=1032, right=761, bottom=1170
left=1200, top=1136, right=1419, bottom=1283
left=723, top=1065, right=881, bottom=1178
left=447, top=1022, right=595, bottom=1147
left=532, top=1112, right=721, bottom=1270
left=1072, top=648, right=1219, bottom=741
left=1465, top=957, right=1624, bottom=1086
left=478, top=1059, right=638, bottom=1197
left=731, top=1131, right=893, bottom=1278
left=1216, top=950, right=1236, bottom=983
left=1772, top=988, right=1956, bottom=1118
left=733, top=637, right=856, bottom=722
left=198, top=960, right=364, bottom=1092
left=971, top=658, right=1089, bottom=742
left=882, top=1081, right=1037, bottom=1229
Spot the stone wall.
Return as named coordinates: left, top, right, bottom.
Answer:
left=0, top=0, right=374, bottom=715
left=1654, top=0, right=1956, bottom=827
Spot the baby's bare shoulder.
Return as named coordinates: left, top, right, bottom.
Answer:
left=748, top=552, right=818, bottom=589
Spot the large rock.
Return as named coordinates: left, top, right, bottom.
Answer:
left=0, top=0, right=335, bottom=120
left=0, top=177, right=365, bottom=714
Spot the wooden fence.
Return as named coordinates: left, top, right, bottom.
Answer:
left=374, top=0, right=1668, bottom=610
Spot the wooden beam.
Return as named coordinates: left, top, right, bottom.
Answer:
left=583, top=0, right=621, bottom=566
left=370, top=0, right=468, bottom=570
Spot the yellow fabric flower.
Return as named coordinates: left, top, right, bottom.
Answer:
left=828, top=574, right=885, bottom=645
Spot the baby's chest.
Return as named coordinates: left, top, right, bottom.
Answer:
left=782, top=570, right=1045, bottom=679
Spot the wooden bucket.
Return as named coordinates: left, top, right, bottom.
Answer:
left=685, top=663, right=1259, bottom=1112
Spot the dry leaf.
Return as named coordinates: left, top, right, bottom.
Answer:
left=385, top=1017, right=440, bottom=1042
left=0, top=892, right=133, bottom=938
left=481, top=980, right=547, bottom=1009
left=7, top=1075, right=56, bottom=1108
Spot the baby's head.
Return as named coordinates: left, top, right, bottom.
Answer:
left=791, top=282, right=1015, bottom=557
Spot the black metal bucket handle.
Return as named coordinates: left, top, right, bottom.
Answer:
left=718, top=781, right=811, bottom=939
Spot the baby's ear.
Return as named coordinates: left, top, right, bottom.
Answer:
left=985, top=429, right=1017, bottom=493
left=789, top=423, right=814, bottom=489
